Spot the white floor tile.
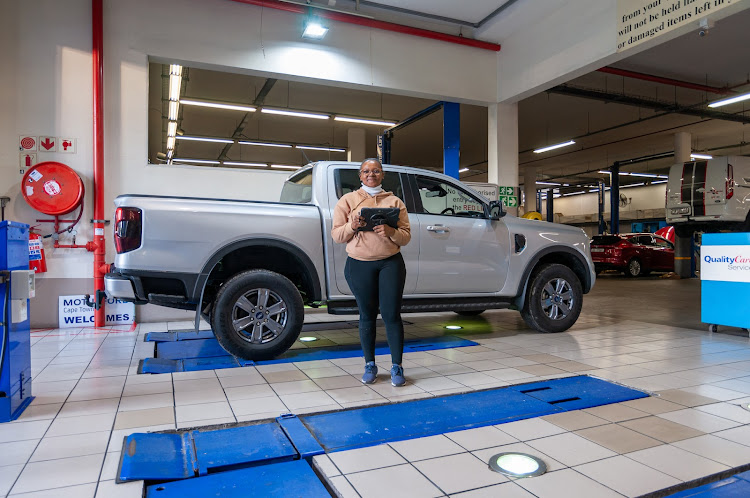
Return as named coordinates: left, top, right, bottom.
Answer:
left=30, top=431, right=110, bottom=462
left=625, top=444, right=729, bottom=481
left=11, top=454, right=104, bottom=494
left=346, top=464, right=443, bottom=498
left=413, top=452, right=508, bottom=495
left=516, top=468, right=624, bottom=498
left=329, top=444, right=407, bottom=474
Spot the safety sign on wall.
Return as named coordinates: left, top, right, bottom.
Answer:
left=465, top=182, right=499, bottom=203
left=59, top=295, right=135, bottom=328
left=498, top=186, right=519, bottom=208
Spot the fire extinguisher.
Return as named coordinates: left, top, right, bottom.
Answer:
left=29, top=228, right=47, bottom=273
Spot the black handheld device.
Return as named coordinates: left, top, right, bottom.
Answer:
left=358, top=207, right=400, bottom=231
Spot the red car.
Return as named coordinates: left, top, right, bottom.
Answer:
left=590, top=233, right=675, bottom=277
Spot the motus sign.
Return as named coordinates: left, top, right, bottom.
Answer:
left=701, top=246, right=750, bottom=283
left=58, top=295, right=135, bottom=328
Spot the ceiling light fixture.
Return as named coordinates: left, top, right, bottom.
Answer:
left=691, top=153, right=713, bottom=160
left=168, top=100, right=179, bottom=121
left=627, top=172, right=660, bottom=178
left=621, top=182, right=645, bottom=188
left=166, top=136, right=175, bottom=150
left=222, top=161, right=268, bottom=167
left=167, top=121, right=177, bottom=137
left=302, top=18, right=329, bottom=39
left=180, top=99, right=256, bottom=112
left=238, top=141, right=293, bottom=148
left=651, top=180, right=668, bottom=184
left=708, top=92, right=750, bottom=108
left=176, top=136, right=234, bottom=144
left=533, top=140, right=575, bottom=154
left=295, top=145, right=346, bottom=152
left=262, top=108, right=330, bottom=120
left=168, top=66, right=182, bottom=102
left=445, top=325, right=463, bottom=330
left=271, top=164, right=302, bottom=170
left=334, top=116, right=397, bottom=126
left=459, top=168, right=470, bottom=173
left=536, top=181, right=560, bottom=186
left=172, top=158, right=221, bottom=164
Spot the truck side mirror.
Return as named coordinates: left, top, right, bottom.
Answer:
left=488, top=200, right=505, bottom=220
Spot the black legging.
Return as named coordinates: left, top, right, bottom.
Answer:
left=344, top=253, right=406, bottom=365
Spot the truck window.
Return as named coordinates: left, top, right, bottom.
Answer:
left=415, top=176, right=486, bottom=218
left=280, top=168, right=313, bottom=203
left=334, top=169, right=405, bottom=202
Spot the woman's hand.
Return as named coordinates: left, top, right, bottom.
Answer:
left=350, top=214, right=365, bottom=231
left=373, top=224, right=395, bottom=238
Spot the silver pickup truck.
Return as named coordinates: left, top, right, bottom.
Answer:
left=105, top=161, right=595, bottom=360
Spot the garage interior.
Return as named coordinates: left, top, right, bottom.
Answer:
left=3, top=0, right=750, bottom=497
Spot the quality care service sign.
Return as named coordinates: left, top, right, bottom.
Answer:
left=701, top=245, right=750, bottom=283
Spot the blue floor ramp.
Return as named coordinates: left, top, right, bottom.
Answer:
left=144, top=460, right=330, bottom=498
left=666, top=470, right=750, bottom=497
left=119, top=375, right=647, bottom=484
left=138, top=335, right=478, bottom=374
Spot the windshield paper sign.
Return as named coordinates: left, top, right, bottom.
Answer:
left=701, top=245, right=750, bottom=283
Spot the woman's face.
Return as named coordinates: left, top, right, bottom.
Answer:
left=360, top=162, right=384, bottom=187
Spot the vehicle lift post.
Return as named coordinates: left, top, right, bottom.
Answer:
left=379, top=101, right=460, bottom=179
left=546, top=188, right=554, bottom=222
left=609, top=162, right=620, bottom=234
left=598, top=179, right=606, bottom=234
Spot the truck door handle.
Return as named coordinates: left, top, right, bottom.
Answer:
left=427, top=225, right=450, bottom=233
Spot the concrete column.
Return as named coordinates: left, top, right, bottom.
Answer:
left=347, top=128, right=366, bottom=163
left=488, top=102, right=519, bottom=214
left=674, top=132, right=693, bottom=278
left=523, top=166, right=537, bottom=214
left=674, top=131, right=691, bottom=162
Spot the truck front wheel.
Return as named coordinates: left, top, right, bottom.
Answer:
left=520, top=263, right=582, bottom=334
left=211, top=269, right=304, bottom=360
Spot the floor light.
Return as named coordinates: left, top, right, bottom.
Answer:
left=489, top=453, right=547, bottom=478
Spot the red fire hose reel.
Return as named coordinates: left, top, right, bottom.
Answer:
left=22, top=161, right=85, bottom=215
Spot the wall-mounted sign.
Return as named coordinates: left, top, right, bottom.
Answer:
left=59, top=295, right=135, bottom=328
left=617, top=0, right=735, bottom=52
left=39, top=136, right=57, bottom=152
left=19, top=136, right=37, bottom=151
left=466, top=182, right=500, bottom=202
left=59, top=138, right=76, bottom=153
left=20, top=153, right=37, bottom=170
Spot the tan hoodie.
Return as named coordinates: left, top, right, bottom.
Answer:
left=331, top=188, right=411, bottom=261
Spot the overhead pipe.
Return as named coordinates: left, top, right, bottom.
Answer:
left=597, top=67, right=732, bottom=95
left=92, top=0, right=107, bottom=326
left=230, top=0, right=501, bottom=51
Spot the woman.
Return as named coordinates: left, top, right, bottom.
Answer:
left=331, top=159, right=411, bottom=386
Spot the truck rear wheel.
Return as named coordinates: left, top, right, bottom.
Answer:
left=211, top=269, right=304, bottom=360
left=520, top=263, right=582, bottom=334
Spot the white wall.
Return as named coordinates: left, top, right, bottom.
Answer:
left=543, top=183, right=667, bottom=217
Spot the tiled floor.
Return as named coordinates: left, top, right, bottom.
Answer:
left=3, top=276, right=750, bottom=496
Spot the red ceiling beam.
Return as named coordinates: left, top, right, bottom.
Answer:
left=598, top=67, right=732, bottom=95
left=230, top=0, right=501, bottom=52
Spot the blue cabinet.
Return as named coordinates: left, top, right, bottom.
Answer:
left=1, top=221, right=33, bottom=422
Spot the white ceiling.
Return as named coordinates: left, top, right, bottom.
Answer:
left=152, top=1, right=750, bottom=191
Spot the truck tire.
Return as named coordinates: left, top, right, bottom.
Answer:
left=626, top=258, right=642, bottom=278
left=520, top=263, right=582, bottom=334
left=455, top=310, right=485, bottom=316
left=211, top=269, right=304, bottom=360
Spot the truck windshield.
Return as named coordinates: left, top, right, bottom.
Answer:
left=280, top=168, right=313, bottom=203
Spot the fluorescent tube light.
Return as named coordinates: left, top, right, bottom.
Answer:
left=628, top=172, right=660, bottom=177
left=169, top=101, right=179, bottom=121
left=169, top=74, right=181, bottom=101
left=533, top=140, right=575, bottom=154
left=238, top=141, right=293, bottom=148
left=536, top=181, right=560, bottom=186
left=167, top=150, right=173, bottom=159
left=180, top=99, right=256, bottom=112
left=708, top=92, right=750, bottom=108
left=563, top=191, right=586, bottom=196
left=691, top=153, right=713, bottom=160
left=167, top=121, right=177, bottom=137
left=295, top=145, right=346, bottom=152
left=271, top=164, right=301, bottom=170
left=177, top=136, right=234, bottom=144
left=459, top=168, right=470, bottom=173
left=172, top=158, right=220, bottom=164
left=621, top=182, right=645, bottom=188
left=166, top=136, right=175, bottom=150
left=302, top=21, right=329, bottom=39
left=334, top=116, right=397, bottom=126
left=223, top=161, right=268, bottom=167
left=262, top=108, right=330, bottom=120
left=598, top=170, right=611, bottom=174
left=651, top=180, right=668, bottom=184
left=169, top=64, right=182, bottom=76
